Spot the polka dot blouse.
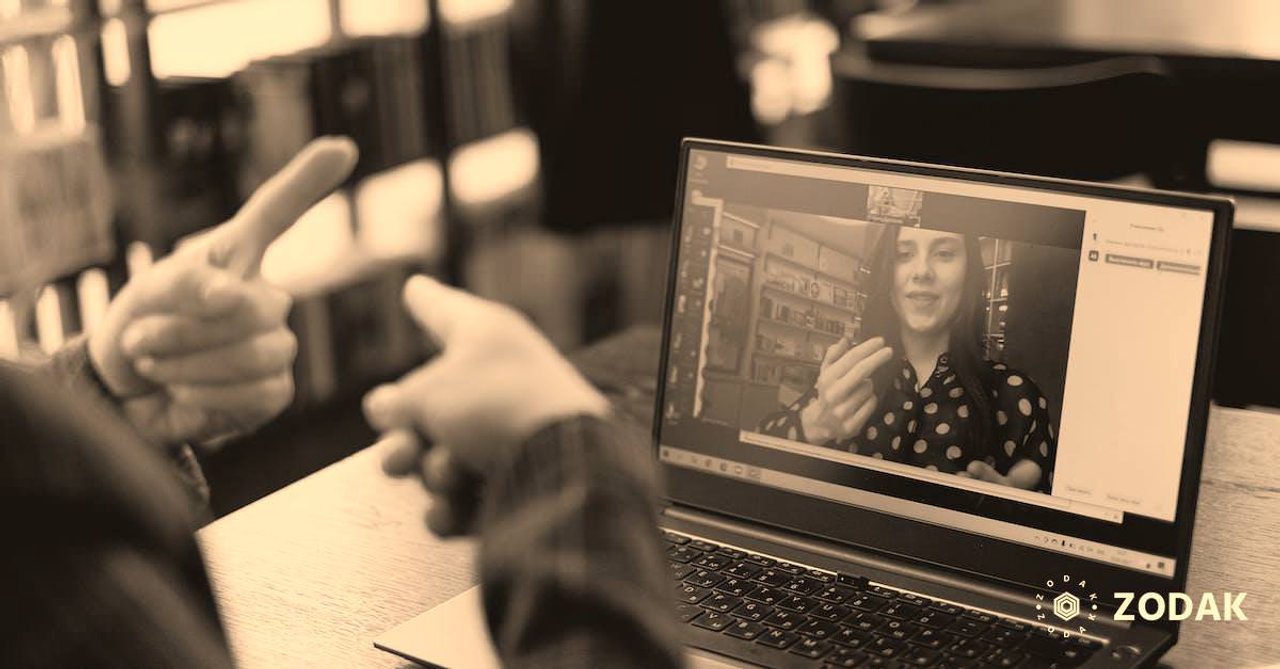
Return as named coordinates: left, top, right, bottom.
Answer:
left=759, top=353, right=1057, bottom=492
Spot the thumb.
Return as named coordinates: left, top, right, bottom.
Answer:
left=206, top=136, right=359, bottom=278
left=401, top=274, right=487, bottom=346
left=965, top=460, right=1005, bottom=484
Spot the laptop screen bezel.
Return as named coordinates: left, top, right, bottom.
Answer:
left=653, top=139, right=1232, bottom=628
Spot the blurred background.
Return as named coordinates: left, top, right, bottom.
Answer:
left=2, top=0, right=1278, bottom=516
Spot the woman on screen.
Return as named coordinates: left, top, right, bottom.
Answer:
left=759, top=226, right=1058, bottom=492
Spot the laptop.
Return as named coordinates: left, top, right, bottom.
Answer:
left=375, top=140, right=1232, bottom=668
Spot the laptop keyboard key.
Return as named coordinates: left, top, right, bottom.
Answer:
left=714, top=577, right=755, bottom=598
left=784, top=576, right=825, bottom=595
left=901, top=646, right=941, bottom=666
left=826, top=646, right=870, bottom=667
left=868, top=636, right=904, bottom=658
left=716, top=547, right=747, bottom=560
left=692, top=610, right=733, bottom=632
left=777, top=595, right=818, bottom=614
left=676, top=584, right=712, bottom=604
left=775, top=562, right=806, bottom=575
left=867, top=584, right=899, bottom=598
left=807, top=569, right=836, bottom=583
left=701, top=593, right=743, bottom=614
left=724, top=561, right=762, bottom=579
left=790, top=637, right=834, bottom=659
left=930, top=602, right=962, bottom=616
left=667, top=545, right=701, bottom=563
left=898, top=593, right=930, bottom=607
left=910, top=628, right=955, bottom=649
left=950, top=619, right=989, bottom=637
left=914, top=611, right=956, bottom=630
left=981, top=627, right=1027, bottom=649
left=689, top=540, right=720, bottom=552
left=756, top=628, right=799, bottom=649
left=850, top=594, right=889, bottom=612
left=845, top=611, right=885, bottom=632
left=675, top=603, right=703, bottom=623
left=684, top=569, right=725, bottom=589
left=745, top=553, right=776, bottom=567
left=662, top=531, right=689, bottom=545
left=881, top=619, right=921, bottom=641
left=763, top=610, right=803, bottom=630
left=883, top=602, right=922, bottom=619
left=668, top=562, right=698, bottom=580
left=798, top=618, right=839, bottom=639
left=692, top=554, right=730, bottom=571
left=754, top=569, right=792, bottom=587
left=832, top=626, right=872, bottom=648
left=723, top=619, right=765, bottom=641
left=946, top=639, right=992, bottom=659
left=734, top=601, right=773, bottom=622
left=962, top=611, right=997, bottom=625
left=747, top=586, right=784, bottom=606
left=817, top=584, right=858, bottom=604
left=813, top=602, right=853, bottom=622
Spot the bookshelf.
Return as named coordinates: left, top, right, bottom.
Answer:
left=981, top=237, right=1012, bottom=360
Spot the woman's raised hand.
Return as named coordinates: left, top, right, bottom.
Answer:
left=798, top=336, right=894, bottom=445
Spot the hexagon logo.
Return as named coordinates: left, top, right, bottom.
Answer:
left=1053, top=592, right=1081, bottom=622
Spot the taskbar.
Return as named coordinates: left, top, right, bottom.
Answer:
left=660, top=445, right=1176, bottom=578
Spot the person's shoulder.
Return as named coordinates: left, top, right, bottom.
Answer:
left=983, top=361, right=1046, bottom=400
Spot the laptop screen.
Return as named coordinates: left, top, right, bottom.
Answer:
left=658, top=146, right=1217, bottom=580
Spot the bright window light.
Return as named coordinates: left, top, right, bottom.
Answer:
left=101, top=18, right=131, bottom=86
left=77, top=268, right=111, bottom=334
left=356, top=159, right=443, bottom=261
left=52, top=35, right=85, bottom=133
left=1208, top=139, right=1280, bottom=193
left=439, top=0, right=511, bottom=27
left=261, top=191, right=355, bottom=289
left=149, top=0, right=331, bottom=80
left=0, top=300, right=18, bottom=360
left=35, top=285, right=65, bottom=355
left=2, top=45, right=36, bottom=134
left=448, top=128, right=539, bottom=208
left=340, top=0, right=430, bottom=37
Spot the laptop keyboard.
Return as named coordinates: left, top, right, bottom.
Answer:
left=664, top=530, right=1103, bottom=669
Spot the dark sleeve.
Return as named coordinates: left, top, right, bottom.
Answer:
left=41, top=337, right=212, bottom=513
left=757, top=387, right=815, bottom=442
left=991, top=370, right=1057, bottom=493
left=477, top=415, right=685, bottom=669
left=0, top=364, right=232, bottom=668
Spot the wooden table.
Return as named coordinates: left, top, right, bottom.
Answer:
left=199, top=327, right=1280, bottom=668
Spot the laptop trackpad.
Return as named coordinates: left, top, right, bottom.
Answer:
left=374, top=585, right=746, bottom=668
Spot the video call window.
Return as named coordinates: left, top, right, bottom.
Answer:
left=689, top=192, right=1080, bottom=498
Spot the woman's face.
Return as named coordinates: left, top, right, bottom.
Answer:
left=891, top=227, right=967, bottom=337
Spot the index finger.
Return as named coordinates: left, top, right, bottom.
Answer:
left=820, top=337, right=852, bottom=370
left=213, top=136, right=359, bottom=277
left=820, top=336, right=885, bottom=386
left=401, top=274, right=494, bottom=346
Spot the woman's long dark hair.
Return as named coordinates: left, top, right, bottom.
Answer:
left=861, top=226, right=997, bottom=455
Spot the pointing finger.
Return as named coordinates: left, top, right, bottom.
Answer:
left=401, top=274, right=492, bottom=346
left=208, top=136, right=359, bottom=278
